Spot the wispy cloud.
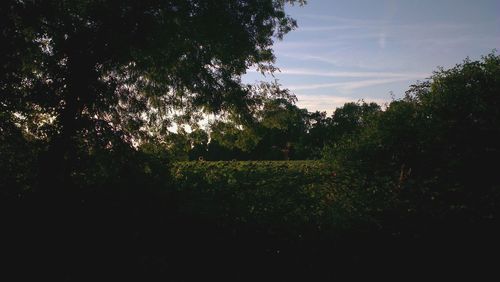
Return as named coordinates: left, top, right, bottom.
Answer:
left=247, top=67, right=429, bottom=78
left=297, top=25, right=361, bottom=32
left=299, top=14, right=389, bottom=26
left=246, top=66, right=429, bottom=96
left=280, top=53, right=342, bottom=65
left=296, top=94, right=388, bottom=114
left=274, top=41, right=345, bottom=51
left=277, top=68, right=429, bottom=79
left=298, top=14, right=472, bottom=32
left=288, top=77, right=414, bottom=91
left=378, top=32, right=387, bottom=49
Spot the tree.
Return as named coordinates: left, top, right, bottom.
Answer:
left=205, top=97, right=310, bottom=160
left=254, top=98, right=309, bottom=159
left=187, top=129, right=209, bottom=160
left=324, top=52, right=500, bottom=224
left=1, top=0, right=305, bottom=187
left=328, top=101, right=381, bottom=141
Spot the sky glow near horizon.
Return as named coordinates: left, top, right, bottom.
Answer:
left=243, top=0, right=500, bottom=113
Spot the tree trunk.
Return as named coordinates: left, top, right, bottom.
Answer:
left=39, top=43, right=97, bottom=195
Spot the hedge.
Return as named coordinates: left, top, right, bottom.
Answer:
left=170, top=161, right=343, bottom=232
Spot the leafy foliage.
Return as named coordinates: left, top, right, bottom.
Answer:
left=163, top=100, right=382, bottom=161
left=171, top=160, right=342, bottom=230
left=324, top=52, right=500, bottom=226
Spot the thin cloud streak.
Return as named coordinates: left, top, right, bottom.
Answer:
left=296, top=25, right=362, bottom=32
left=246, top=67, right=429, bottom=79
left=278, top=68, right=429, bottom=79
left=296, top=14, right=474, bottom=33
left=288, top=77, right=414, bottom=91
left=378, top=32, right=387, bottom=49
left=299, top=14, right=389, bottom=26
left=296, top=94, right=388, bottom=114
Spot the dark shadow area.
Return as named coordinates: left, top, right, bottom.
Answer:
left=3, top=188, right=499, bottom=281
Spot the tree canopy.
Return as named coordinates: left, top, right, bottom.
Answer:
left=1, top=0, right=304, bottom=144
left=1, top=0, right=305, bottom=187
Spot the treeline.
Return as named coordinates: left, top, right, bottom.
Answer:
left=160, top=99, right=381, bottom=161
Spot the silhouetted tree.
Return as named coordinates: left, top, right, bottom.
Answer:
left=0, top=0, right=305, bottom=189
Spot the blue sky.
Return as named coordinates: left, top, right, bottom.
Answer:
left=244, top=0, right=500, bottom=113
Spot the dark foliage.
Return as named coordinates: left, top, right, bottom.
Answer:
left=321, top=54, right=500, bottom=273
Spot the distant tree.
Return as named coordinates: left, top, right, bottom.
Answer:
left=255, top=98, right=309, bottom=159
left=187, top=129, right=209, bottom=161
left=163, top=129, right=191, bottom=161
left=296, top=111, right=331, bottom=159
left=206, top=98, right=310, bottom=160
left=329, top=101, right=381, bottom=141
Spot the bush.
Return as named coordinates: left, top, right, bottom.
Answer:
left=170, top=160, right=344, bottom=232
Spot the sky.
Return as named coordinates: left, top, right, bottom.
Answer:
left=243, top=0, right=500, bottom=113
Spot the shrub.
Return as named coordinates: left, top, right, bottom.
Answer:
left=170, top=160, right=346, bottom=233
